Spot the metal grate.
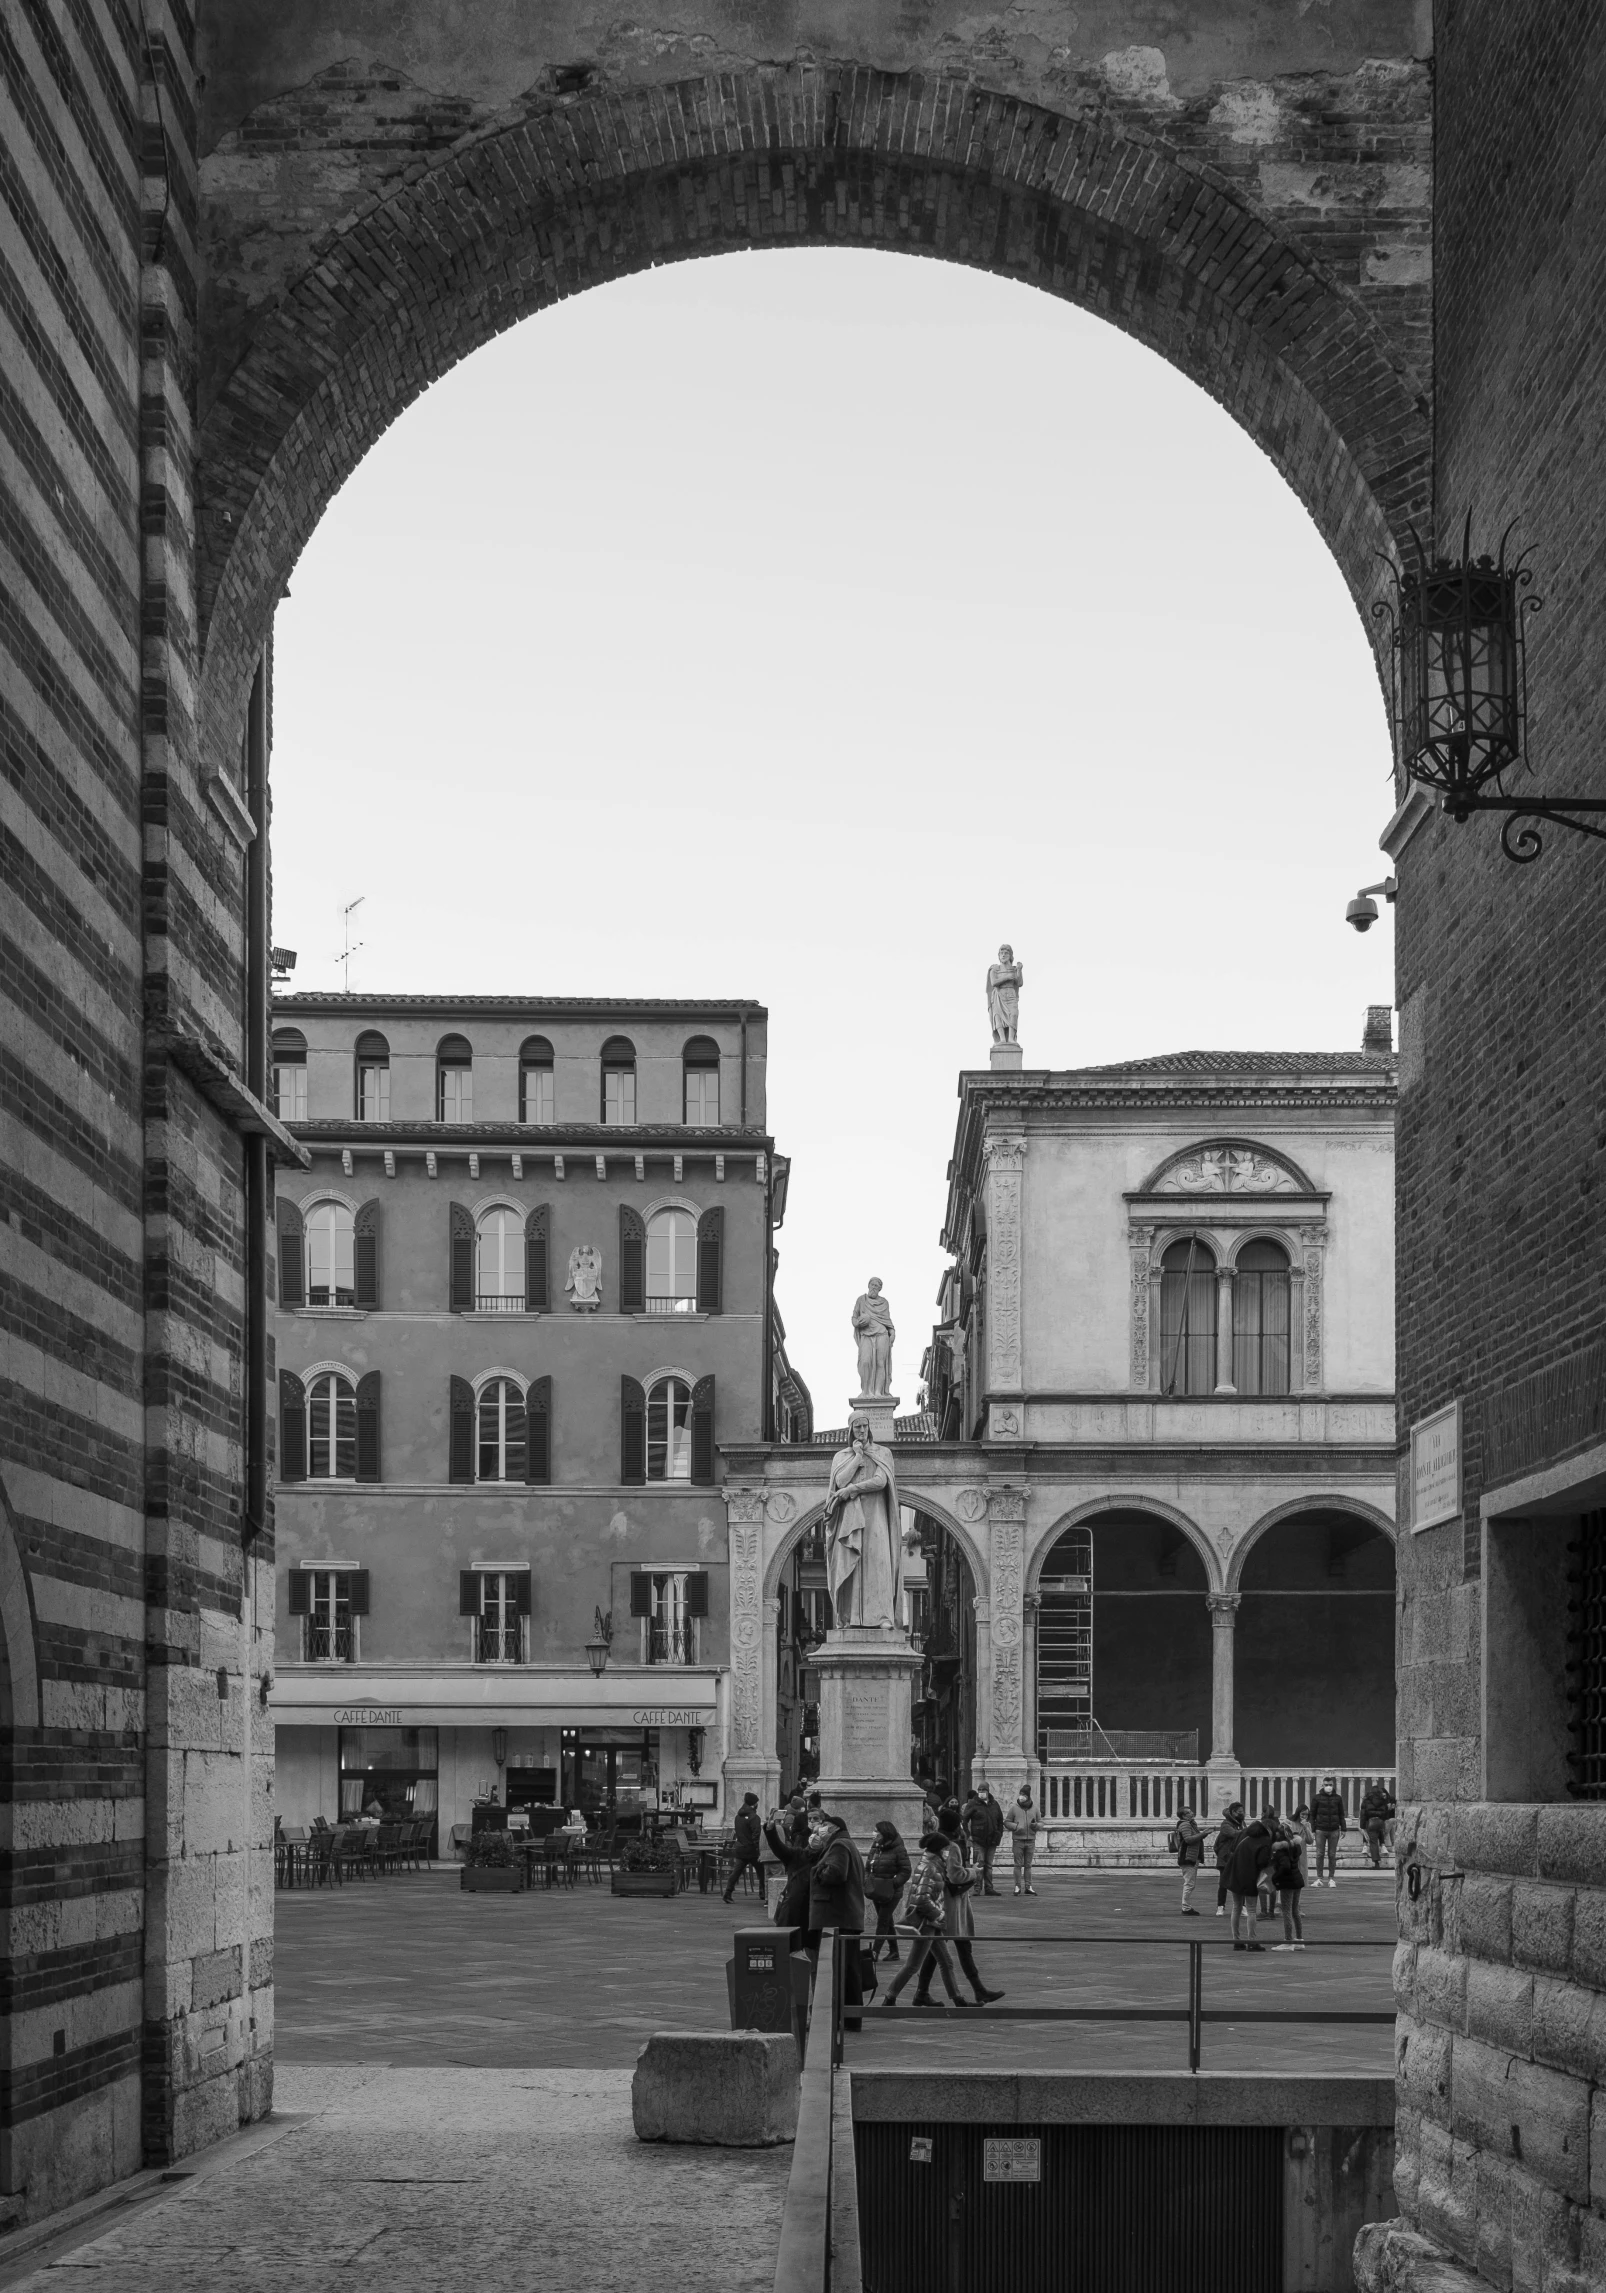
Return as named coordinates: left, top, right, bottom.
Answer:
left=1570, top=1509, right=1606, bottom=1799
left=853, top=2119, right=1282, bottom=2293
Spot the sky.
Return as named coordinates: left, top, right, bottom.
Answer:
left=270, top=246, right=1397, bottom=1420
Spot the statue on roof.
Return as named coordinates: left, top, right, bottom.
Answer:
left=987, top=945, right=1023, bottom=1044
left=852, top=1277, right=895, bottom=1398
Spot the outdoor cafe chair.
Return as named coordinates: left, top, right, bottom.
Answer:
left=376, top=1822, right=403, bottom=1874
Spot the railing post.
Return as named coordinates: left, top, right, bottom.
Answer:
left=1188, top=1940, right=1203, bottom=2073
left=832, top=1925, right=845, bottom=2068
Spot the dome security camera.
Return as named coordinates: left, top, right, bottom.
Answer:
left=1346, top=876, right=1397, bottom=933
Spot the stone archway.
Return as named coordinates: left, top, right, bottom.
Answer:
left=1028, top=1491, right=1222, bottom=1597
left=1227, top=1491, right=1397, bottom=1594
left=196, top=59, right=1430, bottom=763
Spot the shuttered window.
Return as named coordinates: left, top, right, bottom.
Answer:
left=520, top=1037, right=554, bottom=1125
left=621, top=1377, right=646, bottom=1485
left=354, top=1200, right=381, bottom=1309
left=355, top=1370, right=381, bottom=1482
left=646, top=1209, right=696, bottom=1314
left=279, top=1370, right=306, bottom=1480
left=525, top=1206, right=550, bottom=1314
left=696, top=1207, right=723, bottom=1315
left=525, top=1375, right=552, bottom=1486
left=308, top=1372, right=358, bottom=1479
left=277, top=1200, right=304, bottom=1309
left=476, top=1208, right=525, bottom=1311
left=355, top=1031, right=389, bottom=1122
left=449, top=1204, right=474, bottom=1312
left=691, top=1375, right=715, bottom=1486
left=305, top=1201, right=355, bottom=1308
left=449, top=1375, right=475, bottom=1482
left=683, top=1037, right=720, bottom=1126
left=619, top=1206, right=646, bottom=1316
left=477, top=1378, right=528, bottom=1483
left=601, top=1036, right=636, bottom=1125
left=437, top=1035, right=473, bottom=1122
left=646, top=1376, right=693, bottom=1482
left=272, top=1030, right=307, bottom=1122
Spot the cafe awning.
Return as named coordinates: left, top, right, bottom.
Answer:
left=271, top=1667, right=720, bottom=1730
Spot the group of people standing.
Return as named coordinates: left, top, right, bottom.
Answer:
left=1172, top=1776, right=1396, bottom=1952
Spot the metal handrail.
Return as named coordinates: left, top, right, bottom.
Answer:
left=774, top=1930, right=838, bottom=2293
left=836, top=1933, right=1394, bottom=2075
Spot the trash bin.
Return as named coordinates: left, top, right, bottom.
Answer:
left=728, top=1925, right=805, bottom=2034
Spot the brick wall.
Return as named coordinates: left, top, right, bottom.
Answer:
left=1373, top=7, right=1606, bottom=2288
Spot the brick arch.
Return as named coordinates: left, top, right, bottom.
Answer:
left=197, top=64, right=1428, bottom=760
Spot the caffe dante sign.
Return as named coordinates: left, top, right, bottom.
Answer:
left=333, top=1706, right=402, bottom=1725
left=630, top=1707, right=714, bottom=1727
left=1410, top=1399, right=1462, bottom=1533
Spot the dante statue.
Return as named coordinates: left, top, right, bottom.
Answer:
left=986, top=944, right=1023, bottom=1044
left=852, top=1278, right=895, bottom=1397
left=823, top=1413, right=904, bottom=1629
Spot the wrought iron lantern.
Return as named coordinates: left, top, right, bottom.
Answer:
left=1376, top=520, right=1605, bottom=861
left=585, top=1602, right=614, bottom=1678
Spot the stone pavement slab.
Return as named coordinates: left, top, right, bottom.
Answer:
left=3, top=2069, right=790, bottom=2292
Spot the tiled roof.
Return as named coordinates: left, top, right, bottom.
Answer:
left=273, top=993, right=765, bottom=1015
left=811, top=1412, right=939, bottom=1446
left=1073, top=1050, right=1394, bottom=1077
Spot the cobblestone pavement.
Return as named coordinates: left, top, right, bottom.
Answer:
left=271, top=1864, right=1397, bottom=2075
left=1, top=2069, right=790, bottom=2292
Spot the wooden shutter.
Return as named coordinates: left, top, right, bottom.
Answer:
left=286, top=1567, right=310, bottom=1616
left=459, top=1570, right=481, bottom=1616
left=629, top=1571, right=653, bottom=1619
left=348, top=1570, right=370, bottom=1618
left=449, top=1202, right=474, bottom=1312
left=278, top=1369, right=306, bottom=1481
left=696, top=1206, right=724, bottom=1314
left=525, top=1374, right=551, bottom=1486
left=512, top=1570, right=533, bottom=1617
left=619, top=1206, right=645, bottom=1316
left=355, top=1371, right=381, bottom=1482
left=354, top=1199, right=381, bottom=1309
left=685, top=1570, right=709, bottom=1619
left=449, top=1374, right=475, bottom=1483
left=277, top=1198, right=304, bottom=1309
left=620, top=1375, right=645, bottom=1485
left=690, top=1374, right=715, bottom=1486
left=525, top=1204, right=550, bottom=1313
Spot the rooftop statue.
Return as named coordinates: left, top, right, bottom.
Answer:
left=853, top=1277, right=895, bottom=1398
left=987, top=944, right=1023, bottom=1044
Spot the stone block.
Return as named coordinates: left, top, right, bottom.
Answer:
left=1414, top=1946, right=1469, bottom=2031
left=1460, top=1876, right=1514, bottom=1964
left=249, top=1935, right=273, bottom=1990
left=632, top=2030, right=799, bottom=2147
left=1534, top=1808, right=1606, bottom=1889
left=1453, top=1807, right=1538, bottom=1881
left=1569, top=1887, right=1606, bottom=1992
left=1591, top=2088, right=1606, bottom=2214
left=1464, top=1961, right=1533, bottom=2058
left=1353, top=2221, right=1484, bottom=2293
left=190, top=1944, right=241, bottom=2012
left=1449, top=2036, right=1590, bottom=2206
left=1511, top=1883, right=1573, bottom=1977
left=1399, top=2017, right=1455, bottom=2127
left=1507, top=2159, right=1580, bottom=2285
left=1531, top=1974, right=1606, bottom=2084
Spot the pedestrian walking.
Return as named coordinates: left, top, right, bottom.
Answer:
left=722, top=1791, right=764, bottom=1905
left=866, top=1819, right=912, bottom=1961
left=1174, top=1804, right=1207, bottom=1914
left=1226, top=1817, right=1273, bottom=1951
left=805, top=1811, right=868, bottom=2029
left=884, top=1835, right=966, bottom=2007
left=780, top=1789, right=810, bottom=1849
left=964, top=1781, right=1006, bottom=1896
left=1269, top=1825, right=1306, bottom=1949
left=1358, top=1779, right=1396, bottom=1869
left=1310, top=1776, right=1348, bottom=1885
left=1004, top=1787, right=1040, bottom=1895
left=935, top=1805, right=1004, bottom=2004
left=1213, top=1801, right=1245, bottom=1916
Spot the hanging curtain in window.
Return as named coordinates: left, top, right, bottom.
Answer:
left=1158, top=1240, right=1216, bottom=1394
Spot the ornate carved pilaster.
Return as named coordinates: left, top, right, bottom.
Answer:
left=722, top=1490, right=772, bottom=1805
left=1129, top=1223, right=1155, bottom=1390
left=983, top=1134, right=1027, bottom=1418
left=981, top=1484, right=1028, bottom=1794
left=1301, top=1236, right=1325, bottom=1391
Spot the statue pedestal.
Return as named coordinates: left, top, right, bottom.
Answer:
left=813, top=1624, right=925, bottom=1848
left=849, top=1392, right=900, bottom=1446
left=989, top=1041, right=1023, bottom=1072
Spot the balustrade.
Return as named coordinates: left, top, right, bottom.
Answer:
left=1039, top=1761, right=1397, bottom=1830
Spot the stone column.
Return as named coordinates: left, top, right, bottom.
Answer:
left=722, top=1489, right=779, bottom=1813
left=1215, top=1268, right=1236, bottom=1392
left=981, top=1485, right=1029, bottom=1802
left=983, top=1134, right=1028, bottom=1441
left=1206, top=1593, right=1241, bottom=1781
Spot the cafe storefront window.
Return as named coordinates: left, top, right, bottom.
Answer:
left=340, top=1726, right=439, bottom=1850
left=560, top=1727, right=659, bottom=1828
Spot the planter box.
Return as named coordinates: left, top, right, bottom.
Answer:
left=612, top=1867, right=679, bottom=1898
left=461, top=1864, right=525, bottom=1892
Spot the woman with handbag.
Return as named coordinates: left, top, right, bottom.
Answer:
left=866, top=1820, right=912, bottom=1962
left=883, top=1836, right=966, bottom=2007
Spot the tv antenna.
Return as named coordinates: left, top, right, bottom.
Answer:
left=336, top=897, right=365, bottom=992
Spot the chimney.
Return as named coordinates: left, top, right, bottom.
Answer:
left=1362, top=1005, right=1393, bottom=1055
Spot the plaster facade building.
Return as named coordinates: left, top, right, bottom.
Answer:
left=267, top=994, right=800, bottom=1843
left=727, top=1012, right=1398, bottom=1858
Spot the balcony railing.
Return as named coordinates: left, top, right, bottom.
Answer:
left=1039, top=1759, right=1397, bottom=1828
left=644, top=1620, right=699, bottom=1666
left=643, top=1293, right=696, bottom=1316
left=476, top=1624, right=522, bottom=1663
left=475, top=1291, right=527, bottom=1313
left=305, top=1622, right=354, bottom=1663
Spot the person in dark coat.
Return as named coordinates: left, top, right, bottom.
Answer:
left=930, top=1805, right=1004, bottom=2005
left=779, top=1789, right=810, bottom=1849
left=1226, top=1818, right=1273, bottom=1950
left=722, top=1791, right=764, bottom=1905
left=963, top=1785, right=1006, bottom=1896
left=1310, top=1778, right=1348, bottom=1886
left=764, top=1813, right=814, bottom=1934
left=866, top=1819, right=912, bottom=1960
left=806, top=1813, right=868, bottom=2029
left=1212, top=1801, right=1245, bottom=1916
left=1268, top=1825, right=1306, bottom=1948
left=1175, top=1806, right=1207, bottom=1914
left=1358, top=1780, right=1396, bottom=1868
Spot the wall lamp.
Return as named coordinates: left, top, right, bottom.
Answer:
left=1374, top=519, right=1606, bottom=863
left=586, top=1603, right=614, bottom=1678
left=1346, top=877, right=1396, bottom=933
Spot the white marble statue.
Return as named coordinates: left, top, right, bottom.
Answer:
left=852, top=1277, right=895, bottom=1397
left=823, top=1413, right=905, bottom=1629
left=565, top=1242, right=602, bottom=1310
left=986, top=944, right=1023, bottom=1044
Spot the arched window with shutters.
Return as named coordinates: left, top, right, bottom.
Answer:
left=449, top=1372, right=551, bottom=1485
left=1232, top=1239, right=1292, bottom=1395
left=475, top=1375, right=527, bottom=1483
left=278, top=1366, right=379, bottom=1483
left=1158, top=1238, right=1218, bottom=1395
left=601, top=1037, right=636, bottom=1126
left=437, top=1034, right=473, bottom=1122
left=622, top=1372, right=715, bottom=1486
left=682, top=1037, right=720, bottom=1127
left=645, top=1209, right=697, bottom=1315
left=304, top=1199, right=355, bottom=1308
left=475, top=1204, right=526, bottom=1312
left=519, top=1036, right=554, bottom=1126
left=272, top=1028, right=307, bottom=1122
left=354, top=1031, right=390, bottom=1122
